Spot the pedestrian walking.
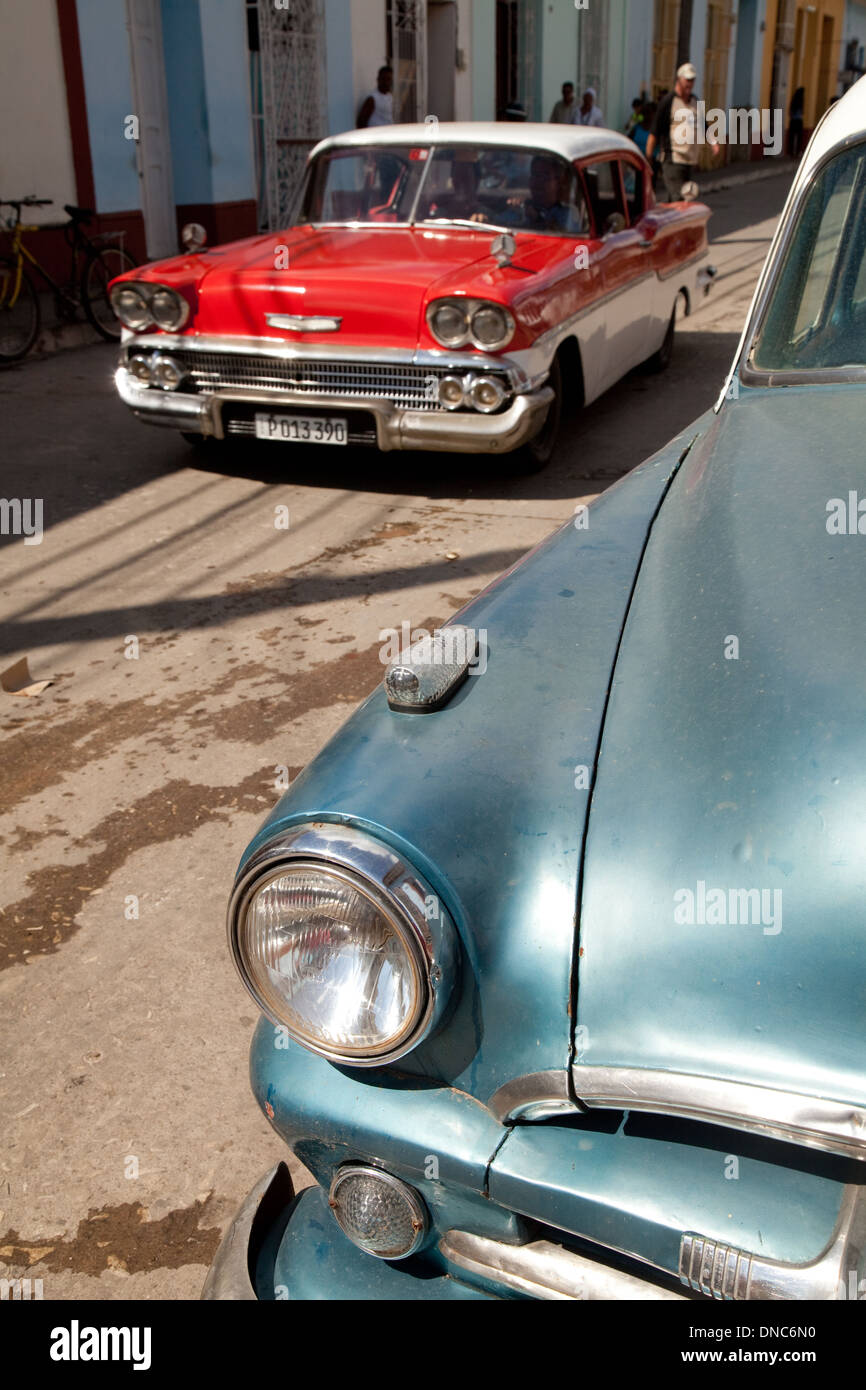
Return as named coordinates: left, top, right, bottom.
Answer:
left=577, top=87, right=605, bottom=127
left=358, top=66, right=394, bottom=128
left=646, top=63, right=720, bottom=200
left=550, top=82, right=577, bottom=124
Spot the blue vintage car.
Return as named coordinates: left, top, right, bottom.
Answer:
left=204, top=80, right=866, bottom=1301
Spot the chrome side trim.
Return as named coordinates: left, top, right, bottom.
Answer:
left=201, top=1162, right=294, bottom=1301
left=572, top=1065, right=866, bottom=1161
left=487, top=1070, right=580, bottom=1123
left=440, top=1230, right=687, bottom=1301
left=680, top=1184, right=866, bottom=1300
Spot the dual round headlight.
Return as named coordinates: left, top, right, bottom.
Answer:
left=427, top=298, right=515, bottom=351
left=110, top=281, right=190, bottom=332
left=228, top=824, right=456, bottom=1066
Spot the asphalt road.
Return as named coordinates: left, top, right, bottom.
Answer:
left=0, top=171, right=790, bottom=1299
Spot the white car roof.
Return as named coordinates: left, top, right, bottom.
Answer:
left=310, top=122, right=640, bottom=164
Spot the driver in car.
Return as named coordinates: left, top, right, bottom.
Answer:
left=425, top=153, right=488, bottom=222
left=505, top=155, right=573, bottom=232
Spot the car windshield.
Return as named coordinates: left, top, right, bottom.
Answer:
left=751, top=140, right=866, bottom=373
left=296, top=144, right=589, bottom=236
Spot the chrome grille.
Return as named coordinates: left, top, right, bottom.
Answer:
left=166, top=351, right=509, bottom=412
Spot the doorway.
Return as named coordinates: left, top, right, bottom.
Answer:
left=427, top=1, right=456, bottom=121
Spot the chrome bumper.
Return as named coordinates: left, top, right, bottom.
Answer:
left=114, top=367, right=553, bottom=454
left=441, top=1231, right=688, bottom=1300
left=201, top=1162, right=294, bottom=1301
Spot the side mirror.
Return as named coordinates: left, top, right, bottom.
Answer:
left=681, top=180, right=700, bottom=201
left=603, top=212, right=626, bottom=236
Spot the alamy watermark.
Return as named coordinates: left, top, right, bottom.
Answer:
left=379, top=622, right=488, bottom=675
left=674, top=880, right=782, bottom=935
left=1, top=498, right=43, bottom=545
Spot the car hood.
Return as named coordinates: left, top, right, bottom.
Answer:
left=186, top=225, right=533, bottom=346
left=576, top=385, right=866, bottom=1118
left=241, top=417, right=709, bottom=1104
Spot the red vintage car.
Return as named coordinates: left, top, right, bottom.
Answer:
left=110, top=123, right=714, bottom=471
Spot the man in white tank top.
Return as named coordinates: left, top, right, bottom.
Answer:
left=359, top=67, right=394, bottom=127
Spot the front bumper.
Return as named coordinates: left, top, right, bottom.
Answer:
left=113, top=366, right=553, bottom=454
left=201, top=1161, right=295, bottom=1300
left=203, top=1169, right=687, bottom=1300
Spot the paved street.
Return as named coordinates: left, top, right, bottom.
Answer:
left=0, top=171, right=790, bottom=1299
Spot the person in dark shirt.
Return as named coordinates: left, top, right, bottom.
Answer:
left=504, top=155, right=572, bottom=232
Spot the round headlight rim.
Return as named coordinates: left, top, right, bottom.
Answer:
left=428, top=299, right=471, bottom=348
left=234, top=856, right=429, bottom=1059
left=427, top=297, right=515, bottom=352
left=227, top=822, right=457, bottom=1068
left=149, top=285, right=190, bottom=332
left=328, top=1163, right=429, bottom=1260
left=110, top=282, right=153, bottom=331
left=469, top=302, right=515, bottom=351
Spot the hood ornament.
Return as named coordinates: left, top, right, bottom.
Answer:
left=490, top=232, right=516, bottom=268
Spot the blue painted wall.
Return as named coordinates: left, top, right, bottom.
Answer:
left=75, top=0, right=140, bottom=213
left=198, top=0, right=255, bottom=204
left=325, top=0, right=355, bottom=136
left=161, top=0, right=211, bottom=205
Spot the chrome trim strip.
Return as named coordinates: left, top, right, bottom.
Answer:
left=201, top=1162, right=294, bottom=1300
left=440, top=1230, right=687, bottom=1301
left=487, top=1070, right=580, bottom=1123
left=572, top=1065, right=866, bottom=1160
left=265, top=313, right=342, bottom=332
left=680, top=1184, right=866, bottom=1300
left=227, top=823, right=459, bottom=1067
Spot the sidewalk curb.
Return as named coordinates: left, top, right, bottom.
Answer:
left=699, top=159, right=799, bottom=197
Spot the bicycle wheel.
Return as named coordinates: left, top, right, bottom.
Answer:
left=81, top=246, right=137, bottom=341
left=0, top=258, right=40, bottom=361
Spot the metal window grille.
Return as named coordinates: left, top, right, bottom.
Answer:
left=257, top=0, right=326, bottom=231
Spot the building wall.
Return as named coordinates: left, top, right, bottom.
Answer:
left=0, top=0, right=78, bottom=225
left=198, top=0, right=256, bottom=206
left=325, top=0, right=356, bottom=134
left=538, top=0, right=579, bottom=123
left=351, top=0, right=388, bottom=125
left=452, top=0, right=473, bottom=120
left=471, top=0, right=496, bottom=119
left=76, top=0, right=140, bottom=215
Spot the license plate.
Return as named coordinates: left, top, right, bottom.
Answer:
left=254, top=413, right=348, bottom=445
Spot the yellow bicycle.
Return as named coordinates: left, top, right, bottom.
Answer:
left=0, top=196, right=136, bottom=361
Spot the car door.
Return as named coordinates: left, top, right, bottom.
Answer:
left=579, top=157, right=654, bottom=385
left=620, top=153, right=669, bottom=351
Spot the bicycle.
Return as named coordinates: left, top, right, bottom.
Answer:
left=0, top=196, right=137, bottom=361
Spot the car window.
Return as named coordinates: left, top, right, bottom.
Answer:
left=418, top=147, right=589, bottom=236
left=299, top=147, right=428, bottom=223
left=581, top=160, right=626, bottom=236
left=620, top=160, right=645, bottom=223
left=752, top=140, right=866, bottom=371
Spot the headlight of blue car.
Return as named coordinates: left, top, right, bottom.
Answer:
left=227, top=822, right=458, bottom=1065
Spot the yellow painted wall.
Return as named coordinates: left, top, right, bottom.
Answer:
left=761, top=0, right=845, bottom=127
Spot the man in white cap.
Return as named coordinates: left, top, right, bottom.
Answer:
left=576, top=87, right=605, bottom=127
left=646, top=63, right=720, bottom=200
